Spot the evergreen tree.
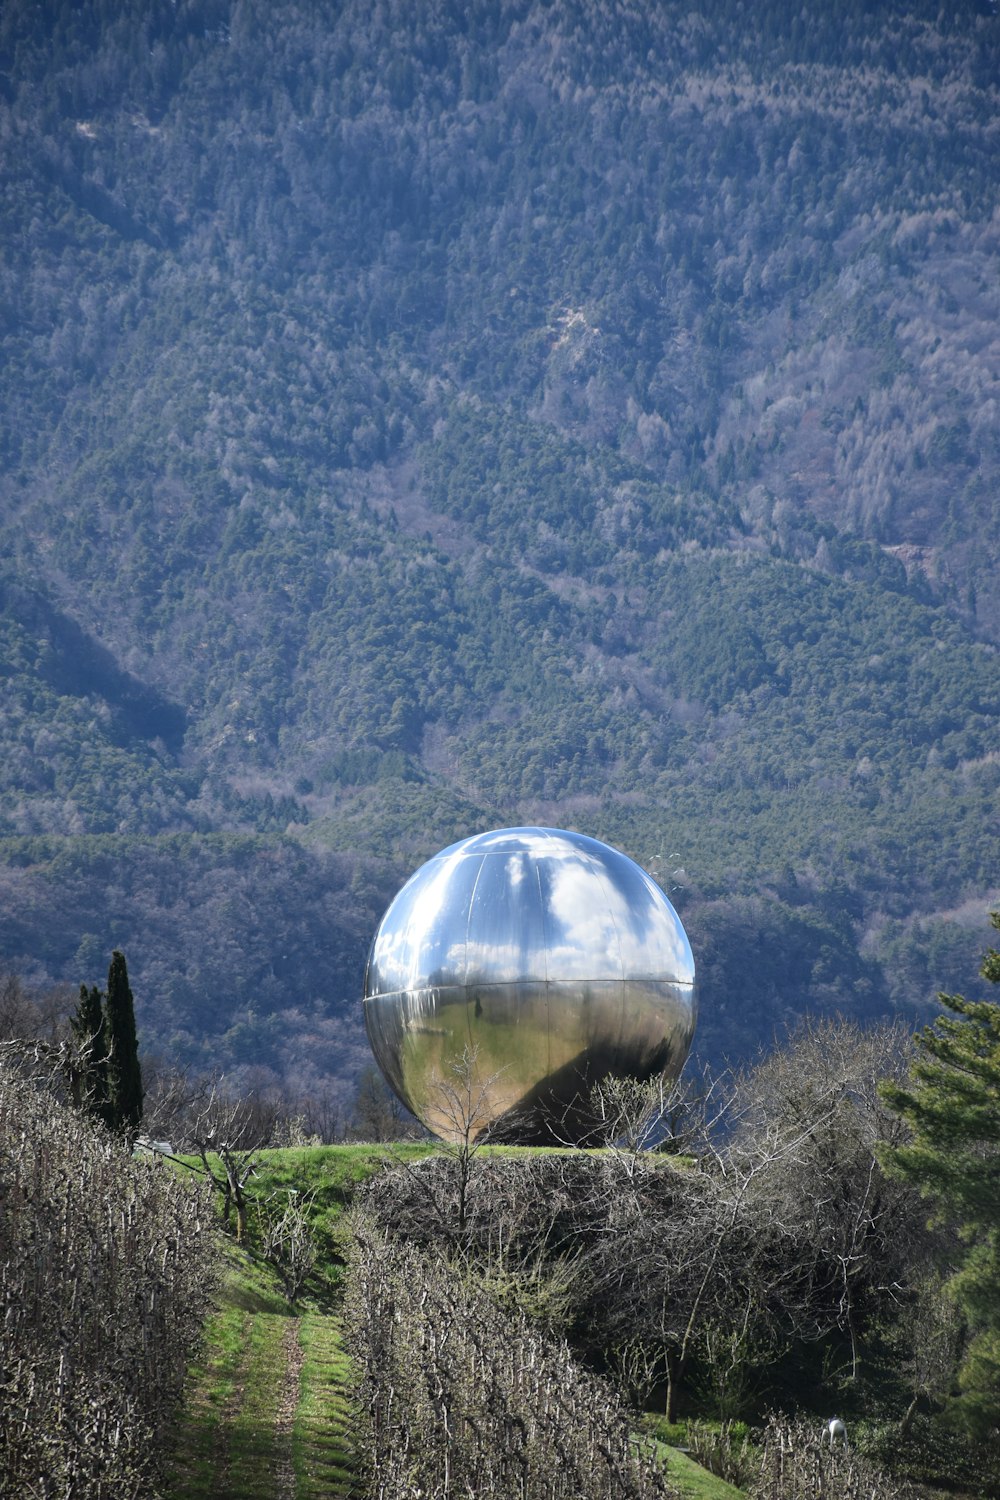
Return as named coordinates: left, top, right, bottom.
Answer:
left=69, top=982, right=111, bottom=1125
left=104, top=951, right=143, bottom=1138
left=880, top=913, right=1000, bottom=1439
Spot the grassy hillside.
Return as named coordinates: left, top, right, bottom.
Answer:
left=166, top=1144, right=748, bottom=1500
left=0, top=0, right=997, bottom=1083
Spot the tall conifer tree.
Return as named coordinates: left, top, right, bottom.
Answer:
left=105, top=950, right=143, bottom=1137
left=880, top=913, right=1000, bottom=1439
left=69, top=982, right=111, bottom=1125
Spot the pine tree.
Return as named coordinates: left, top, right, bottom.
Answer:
left=105, top=951, right=143, bottom=1138
left=880, top=912, right=1000, bottom=1439
left=69, top=982, right=111, bottom=1126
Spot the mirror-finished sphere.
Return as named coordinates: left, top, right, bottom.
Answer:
left=363, top=827, right=696, bottom=1144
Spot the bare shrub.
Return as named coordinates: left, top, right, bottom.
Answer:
left=259, top=1191, right=318, bottom=1305
left=0, top=1058, right=215, bottom=1500
left=361, top=1144, right=612, bottom=1266
left=685, top=1420, right=758, bottom=1489
left=363, top=1145, right=779, bottom=1422
left=750, top=1414, right=909, bottom=1500
left=587, top=1066, right=721, bottom=1165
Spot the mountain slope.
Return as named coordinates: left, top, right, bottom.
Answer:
left=0, top=0, right=997, bottom=1087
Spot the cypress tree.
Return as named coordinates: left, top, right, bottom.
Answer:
left=69, top=982, right=111, bottom=1125
left=105, top=950, right=143, bottom=1137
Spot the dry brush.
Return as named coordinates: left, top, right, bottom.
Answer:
left=0, top=1059, right=216, bottom=1499
left=345, top=1214, right=675, bottom=1500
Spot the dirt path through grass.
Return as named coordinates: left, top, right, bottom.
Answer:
left=167, top=1301, right=356, bottom=1500
left=274, top=1319, right=306, bottom=1500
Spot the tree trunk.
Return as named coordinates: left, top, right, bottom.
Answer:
left=665, top=1353, right=680, bottom=1423
left=233, top=1179, right=247, bottom=1241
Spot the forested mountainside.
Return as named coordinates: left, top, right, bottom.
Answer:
left=0, top=0, right=998, bottom=1090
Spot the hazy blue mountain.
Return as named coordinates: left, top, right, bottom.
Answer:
left=0, top=0, right=997, bottom=1092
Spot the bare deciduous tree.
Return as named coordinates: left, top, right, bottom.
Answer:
left=140, top=1056, right=214, bottom=1146
left=259, top=1191, right=317, bottom=1305
left=430, top=1044, right=499, bottom=1240
left=372, top=1046, right=503, bottom=1251
left=0, top=973, right=74, bottom=1047
left=188, top=1082, right=273, bottom=1240
left=588, top=1138, right=789, bottom=1421
left=725, top=1019, right=927, bottom=1384
left=0, top=971, right=39, bottom=1038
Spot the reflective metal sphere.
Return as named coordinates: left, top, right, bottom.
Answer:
left=363, top=827, right=696, bottom=1144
